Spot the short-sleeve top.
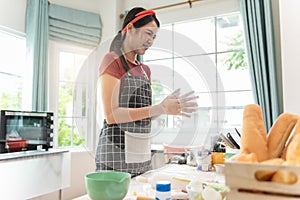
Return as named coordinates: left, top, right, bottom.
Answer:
left=99, top=51, right=151, bottom=81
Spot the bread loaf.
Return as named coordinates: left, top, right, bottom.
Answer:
left=241, top=104, right=268, bottom=162
left=270, top=133, right=300, bottom=184
left=231, top=152, right=258, bottom=162
left=271, top=161, right=298, bottom=185
left=281, top=117, right=300, bottom=159
left=267, top=113, right=298, bottom=159
left=286, top=134, right=300, bottom=162
left=255, top=158, right=284, bottom=181
left=293, top=118, right=300, bottom=135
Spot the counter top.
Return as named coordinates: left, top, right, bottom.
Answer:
left=0, top=148, right=69, bottom=161
left=73, top=164, right=225, bottom=200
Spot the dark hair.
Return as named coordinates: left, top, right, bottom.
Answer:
left=109, top=7, right=160, bottom=54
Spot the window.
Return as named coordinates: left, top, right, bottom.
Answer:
left=50, top=42, right=91, bottom=148
left=144, top=13, right=254, bottom=146
left=0, top=27, right=29, bottom=110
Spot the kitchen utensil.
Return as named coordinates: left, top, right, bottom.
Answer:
left=219, top=133, right=235, bottom=149
left=226, top=133, right=240, bottom=149
left=85, top=171, right=131, bottom=200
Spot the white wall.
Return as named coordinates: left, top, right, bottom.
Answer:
left=0, top=0, right=26, bottom=32
left=122, top=0, right=239, bottom=25
left=279, top=0, right=300, bottom=115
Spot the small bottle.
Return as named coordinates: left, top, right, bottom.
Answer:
left=196, top=149, right=212, bottom=171
left=155, top=181, right=171, bottom=200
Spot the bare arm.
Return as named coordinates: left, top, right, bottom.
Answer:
left=101, top=73, right=198, bottom=124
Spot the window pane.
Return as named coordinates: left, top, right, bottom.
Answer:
left=58, top=50, right=88, bottom=147
left=146, top=58, right=174, bottom=91
left=144, top=49, right=173, bottom=61
left=73, top=82, right=87, bottom=117
left=221, top=91, right=254, bottom=107
left=217, top=13, right=244, bottom=52
left=58, top=117, right=72, bottom=146
left=218, top=107, right=244, bottom=128
left=173, top=18, right=215, bottom=55
left=72, top=118, right=86, bottom=146
left=59, top=52, right=86, bottom=81
left=58, top=81, right=74, bottom=116
left=0, top=30, right=26, bottom=110
left=217, top=52, right=252, bottom=91
left=174, top=56, right=216, bottom=94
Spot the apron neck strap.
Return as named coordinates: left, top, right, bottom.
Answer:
left=120, top=54, right=131, bottom=72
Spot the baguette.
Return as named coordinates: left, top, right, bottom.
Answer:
left=293, top=117, right=300, bottom=135
left=267, top=113, right=298, bottom=159
left=286, top=134, right=300, bottom=162
left=281, top=117, right=300, bottom=159
left=241, top=104, right=268, bottom=162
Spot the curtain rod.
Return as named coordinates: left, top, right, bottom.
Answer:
left=120, top=0, right=203, bottom=19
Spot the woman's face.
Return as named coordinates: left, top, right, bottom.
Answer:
left=126, top=20, right=158, bottom=55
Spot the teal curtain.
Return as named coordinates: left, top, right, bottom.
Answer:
left=49, top=4, right=102, bottom=48
left=26, top=0, right=49, bottom=111
left=239, top=0, right=282, bottom=130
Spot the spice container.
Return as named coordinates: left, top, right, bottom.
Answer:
left=211, top=152, right=225, bottom=165
left=155, top=181, right=171, bottom=200
left=196, top=149, right=211, bottom=171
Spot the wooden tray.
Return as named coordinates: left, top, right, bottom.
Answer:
left=227, top=189, right=300, bottom=200
left=225, top=161, right=300, bottom=199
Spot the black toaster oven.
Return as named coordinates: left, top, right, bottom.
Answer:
left=0, top=110, right=54, bottom=153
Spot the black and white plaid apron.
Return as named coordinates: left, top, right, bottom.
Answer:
left=95, top=66, right=152, bottom=177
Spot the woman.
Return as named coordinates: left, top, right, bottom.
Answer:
left=95, top=7, right=198, bottom=176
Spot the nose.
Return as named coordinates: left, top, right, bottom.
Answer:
left=147, top=38, right=154, bottom=46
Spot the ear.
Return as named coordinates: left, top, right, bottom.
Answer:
left=126, top=23, right=134, bottom=33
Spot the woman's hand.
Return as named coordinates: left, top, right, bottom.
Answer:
left=160, top=89, right=199, bottom=117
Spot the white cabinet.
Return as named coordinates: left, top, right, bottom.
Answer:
left=0, top=149, right=70, bottom=200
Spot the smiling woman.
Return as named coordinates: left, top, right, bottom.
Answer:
left=95, top=7, right=198, bottom=176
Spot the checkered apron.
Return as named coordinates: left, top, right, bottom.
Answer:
left=95, top=66, right=152, bottom=177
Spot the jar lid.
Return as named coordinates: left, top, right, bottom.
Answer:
left=156, top=181, right=171, bottom=192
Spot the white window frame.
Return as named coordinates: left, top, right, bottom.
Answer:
left=49, top=41, right=93, bottom=150
left=0, top=25, right=30, bottom=111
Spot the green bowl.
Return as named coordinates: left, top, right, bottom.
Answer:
left=85, top=171, right=131, bottom=200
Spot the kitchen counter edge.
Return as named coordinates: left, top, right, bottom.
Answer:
left=0, top=148, right=69, bottom=161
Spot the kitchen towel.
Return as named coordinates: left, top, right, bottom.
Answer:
left=125, top=131, right=151, bottom=163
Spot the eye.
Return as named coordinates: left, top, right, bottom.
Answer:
left=146, top=31, right=153, bottom=36
left=146, top=30, right=156, bottom=40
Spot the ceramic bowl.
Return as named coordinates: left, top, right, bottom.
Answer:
left=85, top=171, right=131, bottom=200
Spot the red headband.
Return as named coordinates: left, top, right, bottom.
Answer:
left=121, top=10, right=156, bottom=35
